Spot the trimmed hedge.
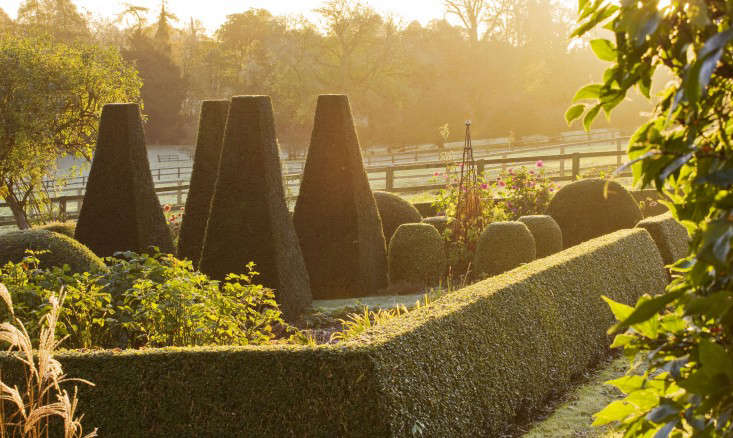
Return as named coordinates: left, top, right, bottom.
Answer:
left=373, top=191, right=422, bottom=243
left=35, top=221, right=76, bottom=238
left=198, top=96, right=311, bottom=320
left=0, top=229, right=666, bottom=436
left=422, top=215, right=450, bottom=234
left=636, top=212, right=689, bottom=265
left=518, top=215, right=563, bottom=258
left=413, top=201, right=439, bottom=217
left=473, top=221, right=536, bottom=278
left=293, top=95, right=388, bottom=299
left=75, top=103, right=174, bottom=257
left=0, top=230, right=106, bottom=273
left=547, top=178, right=643, bottom=248
left=388, top=223, right=446, bottom=286
left=632, top=189, right=669, bottom=217
left=177, top=99, right=229, bottom=266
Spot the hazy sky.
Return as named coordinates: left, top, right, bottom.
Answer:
left=1, top=0, right=451, bottom=33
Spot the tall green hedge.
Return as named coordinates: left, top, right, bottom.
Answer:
left=547, top=178, right=643, bottom=248
left=293, top=95, right=388, bottom=299
left=74, top=103, right=174, bottom=257
left=636, top=212, right=689, bottom=265
left=177, top=99, right=229, bottom=266
left=0, top=229, right=667, bottom=437
left=198, top=96, right=311, bottom=320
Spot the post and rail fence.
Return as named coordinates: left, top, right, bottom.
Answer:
left=0, top=140, right=632, bottom=228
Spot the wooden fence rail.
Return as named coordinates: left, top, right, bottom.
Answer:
left=2, top=148, right=630, bottom=228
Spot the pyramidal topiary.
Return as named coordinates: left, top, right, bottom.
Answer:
left=198, top=96, right=311, bottom=320
left=177, top=100, right=229, bottom=266
left=75, top=103, right=174, bottom=257
left=293, top=94, right=388, bottom=299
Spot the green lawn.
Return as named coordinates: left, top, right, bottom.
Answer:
left=522, top=356, right=634, bottom=438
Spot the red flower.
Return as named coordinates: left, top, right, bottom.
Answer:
left=163, top=204, right=171, bottom=212
left=536, top=160, right=544, bottom=168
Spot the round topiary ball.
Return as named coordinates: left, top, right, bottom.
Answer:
left=518, top=215, right=563, bottom=258
left=0, top=230, right=106, bottom=273
left=388, top=223, right=446, bottom=286
left=35, top=221, right=76, bottom=238
left=546, top=179, right=643, bottom=248
left=422, top=216, right=451, bottom=234
left=473, top=221, right=536, bottom=278
left=373, top=191, right=423, bottom=243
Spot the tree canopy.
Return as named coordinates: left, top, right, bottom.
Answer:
left=0, top=34, right=141, bottom=228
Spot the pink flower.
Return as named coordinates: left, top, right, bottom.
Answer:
left=163, top=204, right=171, bottom=212
left=536, top=160, right=544, bottom=168
left=480, top=183, right=488, bottom=189
left=434, top=172, right=440, bottom=177
left=508, top=168, right=514, bottom=175
left=498, top=180, right=506, bottom=187
left=529, top=170, right=535, bottom=175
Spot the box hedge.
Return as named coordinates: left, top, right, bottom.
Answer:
left=0, top=229, right=667, bottom=437
left=388, top=223, right=446, bottom=286
left=473, top=221, right=536, bottom=278
left=636, top=212, right=689, bottom=265
left=74, top=103, right=174, bottom=257
left=35, top=221, right=76, bottom=238
left=198, top=96, right=311, bottom=320
left=373, top=191, right=422, bottom=244
left=177, top=99, right=229, bottom=266
left=547, top=178, right=643, bottom=248
left=293, top=95, right=388, bottom=299
left=518, top=215, right=563, bottom=258
left=0, top=229, right=106, bottom=273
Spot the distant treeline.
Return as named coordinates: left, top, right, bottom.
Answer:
left=0, top=0, right=653, bottom=151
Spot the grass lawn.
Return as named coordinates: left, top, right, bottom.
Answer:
left=520, top=356, right=636, bottom=438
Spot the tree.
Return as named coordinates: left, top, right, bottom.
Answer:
left=0, top=35, right=141, bottom=229
left=122, top=3, right=186, bottom=145
left=16, top=0, right=91, bottom=42
left=569, top=1, right=733, bottom=435
left=0, top=8, right=12, bottom=32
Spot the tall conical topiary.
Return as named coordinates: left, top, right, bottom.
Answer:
left=198, top=96, right=311, bottom=320
left=177, top=100, right=229, bottom=265
left=75, top=103, right=174, bottom=257
left=293, top=94, right=388, bottom=299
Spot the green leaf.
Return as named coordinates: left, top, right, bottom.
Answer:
left=609, top=291, right=683, bottom=335
left=602, top=295, right=634, bottom=323
left=565, top=104, right=586, bottom=125
left=583, top=104, right=601, bottom=131
left=573, top=84, right=602, bottom=102
left=699, top=339, right=733, bottom=378
left=593, top=400, right=636, bottom=426
left=610, top=333, right=635, bottom=348
left=591, top=39, right=617, bottom=61
left=646, top=403, right=680, bottom=423
left=607, top=375, right=646, bottom=394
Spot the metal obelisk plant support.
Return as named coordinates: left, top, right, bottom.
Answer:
left=453, top=121, right=482, bottom=243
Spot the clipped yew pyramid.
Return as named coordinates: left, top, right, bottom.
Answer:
left=75, top=103, right=174, bottom=257
left=177, top=100, right=229, bottom=265
left=198, top=96, right=311, bottom=319
left=293, top=94, right=388, bottom=299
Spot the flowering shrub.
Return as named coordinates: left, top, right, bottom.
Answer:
left=496, top=161, right=556, bottom=220
left=0, top=250, right=288, bottom=348
left=163, top=204, right=184, bottom=244
left=432, top=164, right=507, bottom=274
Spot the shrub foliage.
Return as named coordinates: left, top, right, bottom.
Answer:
left=569, top=1, right=733, bottom=435
left=198, top=96, right=311, bottom=320
left=547, top=178, right=642, bottom=248
left=518, top=215, right=563, bottom=258
left=388, top=223, right=446, bottom=287
left=373, top=191, right=422, bottom=244
left=293, top=95, right=387, bottom=299
left=177, top=99, right=229, bottom=266
left=0, top=230, right=105, bottom=274
left=74, top=103, right=174, bottom=257
left=472, top=221, right=536, bottom=278
left=0, top=229, right=666, bottom=436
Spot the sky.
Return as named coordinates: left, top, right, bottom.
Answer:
left=1, top=0, right=451, bottom=33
